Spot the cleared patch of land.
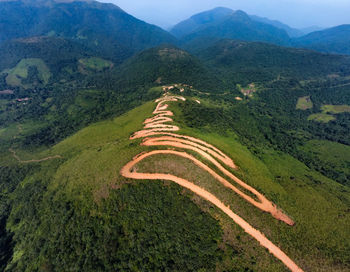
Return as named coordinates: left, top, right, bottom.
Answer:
left=308, top=113, right=336, bottom=123
left=308, top=104, right=349, bottom=123
left=296, top=96, right=313, bottom=110
left=321, top=104, right=350, bottom=114
left=2, top=58, right=51, bottom=87
left=78, top=57, right=113, bottom=71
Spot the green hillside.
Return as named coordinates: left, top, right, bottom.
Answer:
left=2, top=58, right=51, bottom=88
left=171, top=7, right=303, bottom=40
left=97, top=45, right=224, bottom=92
left=194, top=39, right=350, bottom=85
left=180, top=10, right=291, bottom=47
left=1, top=93, right=349, bottom=271
left=293, top=24, right=350, bottom=55
left=0, top=2, right=349, bottom=271
left=0, top=0, right=177, bottom=63
left=0, top=36, right=107, bottom=88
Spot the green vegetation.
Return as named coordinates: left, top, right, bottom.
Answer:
left=0, top=3, right=349, bottom=270
left=2, top=58, right=51, bottom=88
left=296, top=96, right=313, bottom=110
left=3, top=94, right=347, bottom=271
left=293, top=24, right=350, bottom=55
left=308, top=104, right=350, bottom=123
left=194, top=39, right=350, bottom=86
left=0, top=0, right=176, bottom=63
left=308, top=113, right=336, bottom=123
left=322, top=104, right=350, bottom=114
left=78, top=57, right=113, bottom=71
left=3, top=103, right=225, bottom=271
left=298, top=140, right=350, bottom=185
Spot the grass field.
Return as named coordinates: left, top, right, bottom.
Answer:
left=296, top=96, right=313, bottom=110
left=78, top=57, right=113, bottom=71
left=321, top=104, right=350, bottom=114
left=308, top=113, right=336, bottom=123
left=2, top=58, right=51, bottom=87
left=308, top=104, right=350, bottom=123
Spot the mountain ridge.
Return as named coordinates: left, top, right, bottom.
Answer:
left=0, top=0, right=177, bottom=63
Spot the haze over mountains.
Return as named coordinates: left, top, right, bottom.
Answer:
left=170, top=7, right=350, bottom=55
left=1, top=1, right=350, bottom=57
left=0, top=1, right=349, bottom=272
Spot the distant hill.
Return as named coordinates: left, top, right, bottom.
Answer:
left=0, top=36, right=95, bottom=72
left=176, top=9, right=291, bottom=47
left=300, top=26, right=324, bottom=35
left=249, top=15, right=304, bottom=37
left=171, top=7, right=304, bottom=39
left=293, top=25, right=350, bottom=55
left=195, top=39, right=350, bottom=85
left=0, top=36, right=113, bottom=88
left=0, top=0, right=177, bottom=63
left=170, top=7, right=234, bottom=38
left=100, top=45, right=221, bottom=91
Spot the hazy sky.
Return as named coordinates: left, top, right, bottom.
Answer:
left=99, top=0, right=350, bottom=30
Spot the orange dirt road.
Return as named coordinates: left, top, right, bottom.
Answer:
left=120, top=95, right=304, bottom=272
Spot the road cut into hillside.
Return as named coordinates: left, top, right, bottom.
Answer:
left=121, top=94, right=304, bottom=272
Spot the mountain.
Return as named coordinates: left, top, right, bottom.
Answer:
left=170, top=7, right=234, bottom=38
left=2, top=78, right=349, bottom=271
left=300, top=26, right=324, bottom=35
left=293, top=24, right=350, bottom=55
left=176, top=9, right=291, bottom=47
left=171, top=7, right=304, bottom=39
left=195, top=39, right=350, bottom=85
left=96, top=45, right=222, bottom=92
left=0, top=0, right=177, bottom=63
left=0, top=2, right=350, bottom=272
left=250, top=15, right=304, bottom=37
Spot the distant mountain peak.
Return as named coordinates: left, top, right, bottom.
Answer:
left=210, top=7, right=234, bottom=13
left=230, top=10, right=251, bottom=22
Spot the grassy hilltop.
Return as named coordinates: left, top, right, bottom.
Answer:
left=1, top=90, right=349, bottom=271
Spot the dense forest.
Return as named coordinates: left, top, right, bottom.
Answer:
left=0, top=1, right=349, bottom=271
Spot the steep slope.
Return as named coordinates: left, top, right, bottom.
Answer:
left=293, top=25, right=350, bottom=55
left=180, top=10, right=291, bottom=47
left=0, top=0, right=177, bottom=62
left=2, top=93, right=349, bottom=271
left=195, top=39, right=350, bottom=85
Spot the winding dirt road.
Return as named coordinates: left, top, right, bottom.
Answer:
left=120, top=95, right=304, bottom=272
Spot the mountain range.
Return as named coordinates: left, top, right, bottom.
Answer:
left=0, top=1, right=349, bottom=272
left=171, top=7, right=350, bottom=55
left=0, top=0, right=176, bottom=62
